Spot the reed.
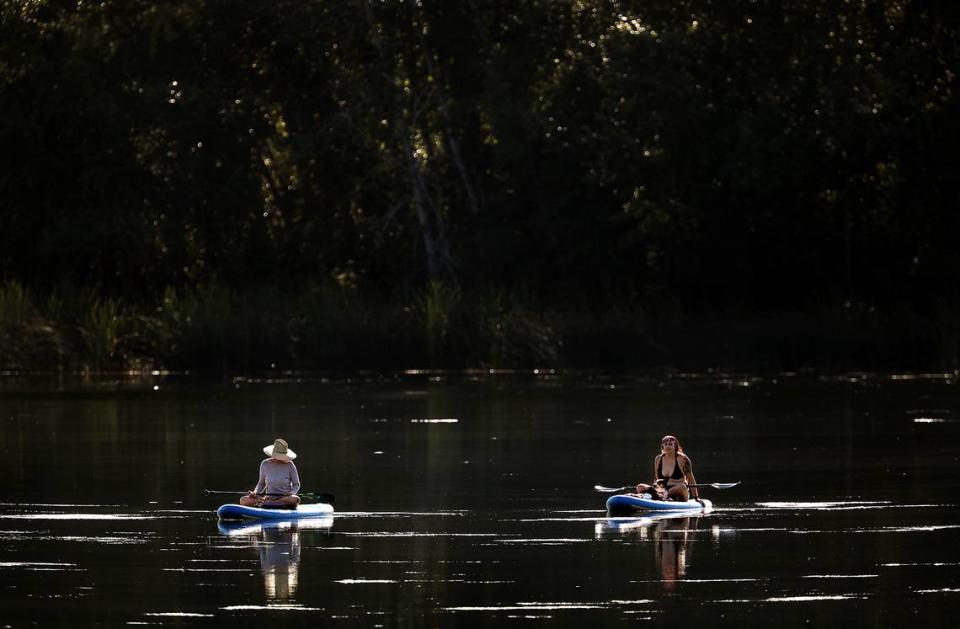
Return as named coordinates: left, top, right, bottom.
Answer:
left=287, top=284, right=419, bottom=370
left=454, top=287, right=559, bottom=368
left=152, top=286, right=293, bottom=370
left=77, top=297, right=122, bottom=370
left=415, top=281, right=460, bottom=368
left=0, top=280, right=956, bottom=373
left=0, top=281, right=33, bottom=326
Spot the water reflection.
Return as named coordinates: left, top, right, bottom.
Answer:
left=218, top=517, right=333, bottom=603
left=654, top=517, right=694, bottom=590
left=597, top=512, right=709, bottom=592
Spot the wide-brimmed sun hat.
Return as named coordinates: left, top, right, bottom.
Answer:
left=263, top=438, right=297, bottom=461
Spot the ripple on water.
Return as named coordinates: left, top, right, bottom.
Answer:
left=790, top=525, right=960, bottom=534
left=22, top=533, right=152, bottom=544
left=446, top=603, right=609, bottom=612
left=630, top=578, right=762, bottom=584
left=221, top=604, right=325, bottom=611
left=800, top=574, right=879, bottom=579
left=882, top=562, right=960, bottom=567
left=0, top=513, right=157, bottom=520
left=711, top=594, right=865, bottom=603
left=765, top=595, right=866, bottom=602
left=0, top=562, right=80, bottom=571
left=752, top=501, right=947, bottom=511
left=516, top=517, right=607, bottom=523
left=144, top=612, right=215, bottom=618
left=339, top=532, right=500, bottom=538
left=754, top=501, right=891, bottom=510
left=493, top=538, right=594, bottom=545
left=335, top=511, right=468, bottom=517
left=163, top=567, right=253, bottom=573
left=0, top=503, right=121, bottom=508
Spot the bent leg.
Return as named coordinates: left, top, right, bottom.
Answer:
left=262, top=494, right=300, bottom=508
left=666, top=483, right=689, bottom=501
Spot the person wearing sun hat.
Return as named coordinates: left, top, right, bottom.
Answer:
left=239, top=438, right=302, bottom=508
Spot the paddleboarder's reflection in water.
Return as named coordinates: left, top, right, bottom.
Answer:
left=218, top=517, right=333, bottom=603
left=259, top=525, right=301, bottom=601
left=652, top=517, right=694, bottom=592
left=597, top=513, right=704, bottom=593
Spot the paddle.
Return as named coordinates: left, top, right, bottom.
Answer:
left=203, top=489, right=335, bottom=505
left=594, top=482, right=740, bottom=493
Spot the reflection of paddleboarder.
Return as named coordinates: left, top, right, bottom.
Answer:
left=652, top=517, right=693, bottom=593
left=217, top=517, right=333, bottom=602
left=258, top=525, right=301, bottom=602
left=598, top=514, right=699, bottom=592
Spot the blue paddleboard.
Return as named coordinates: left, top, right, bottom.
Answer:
left=217, top=502, right=335, bottom=521
left=606, top=493, right=712, bottom=513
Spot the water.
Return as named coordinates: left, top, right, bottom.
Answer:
left=1, top=372, right=958, bottom=626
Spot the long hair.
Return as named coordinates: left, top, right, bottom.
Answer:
left=661, top=435, right=684, bottom=455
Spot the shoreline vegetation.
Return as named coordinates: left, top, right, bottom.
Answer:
left=3, top=4, right=957, bottom=375
left=1, top=281, right=955, bottom=374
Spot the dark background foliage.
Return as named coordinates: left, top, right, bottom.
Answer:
left=1, top=1, right=957, bottom=371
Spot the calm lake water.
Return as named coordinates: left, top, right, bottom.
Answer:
left=1, top=371, right=959, bottom=627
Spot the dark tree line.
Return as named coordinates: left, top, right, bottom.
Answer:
left=1, top=1, right=958, bottom=369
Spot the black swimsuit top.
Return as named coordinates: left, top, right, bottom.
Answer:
left=657, top=455, right=685, bottom=483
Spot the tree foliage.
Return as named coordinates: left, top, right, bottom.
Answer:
left=1, top=0, right=957, bottom=317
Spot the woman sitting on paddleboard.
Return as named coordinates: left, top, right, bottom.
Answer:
left=635, top=435, right=699, bottom=501
left=239, top=438, right=301, bottom=508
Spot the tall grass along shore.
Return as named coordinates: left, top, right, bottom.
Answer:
left=1, top=281, right=955, bottom=374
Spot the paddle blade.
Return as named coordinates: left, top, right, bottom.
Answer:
left=594, top=485, right=632, bottom=493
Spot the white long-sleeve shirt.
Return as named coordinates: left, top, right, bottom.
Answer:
left=253, top=458, right=301, bottom=495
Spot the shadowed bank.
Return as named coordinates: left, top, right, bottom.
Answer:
left=1, top=2, right=958, bottom=373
